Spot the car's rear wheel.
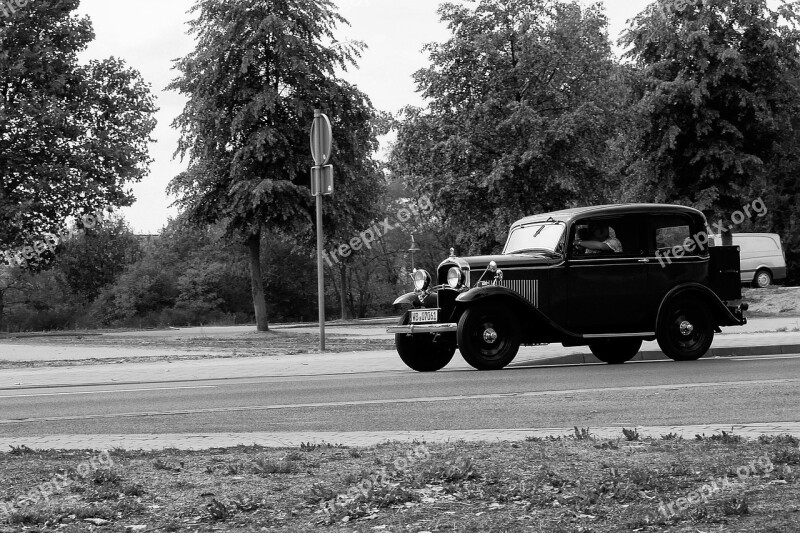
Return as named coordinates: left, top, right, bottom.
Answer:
left=457, top=302, right=520, bottom=370
left=588, top=339, right=642, bottom=364
left=753, top=268, right=772, bottom=288
left=656, top=297, right=714, bottom=361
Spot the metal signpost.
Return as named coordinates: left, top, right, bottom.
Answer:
left=310, top=109, right=333, bottom=351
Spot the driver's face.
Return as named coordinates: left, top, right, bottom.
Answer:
left=592, top=226, right=609, bottom=240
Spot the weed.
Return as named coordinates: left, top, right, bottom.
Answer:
left=153, top=458, right=183, bottom=472
left=8, top=444, right=35, bottom=456
left=204, top=498, right=229, bottom=520
left=283, top=450, right=304, bottom=461
left=758, top=434, right=799, bottom=445
left=719, top=496, right=749, bottom=516
left=92, top=468, right=121, bottom=485
left=573, top=426, right=592, bottom=440
left=253, top=457, right=296, bottom=474
left=695, top=431, right=742, bottom=444
left=622, top=428, right=640, bottom=441
left=661, top=432, right=681, bottom=440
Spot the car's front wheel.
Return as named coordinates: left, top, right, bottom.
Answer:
left=656, top=297, right=714, bottom=361
left=588, top=339, right=642, bottom=364
left=395, top=332, right=456, bottom=372
left=457, top=302, right=521, bottom=370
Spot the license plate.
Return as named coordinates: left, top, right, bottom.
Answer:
left=410, top=309, right=439, bottom=323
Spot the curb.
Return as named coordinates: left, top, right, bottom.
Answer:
left=533, top=344, right=800, bottom=366
left=3, top=423, right=799, bottom=450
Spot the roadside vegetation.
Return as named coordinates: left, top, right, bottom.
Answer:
left=0, top=432, right=798, bottom=532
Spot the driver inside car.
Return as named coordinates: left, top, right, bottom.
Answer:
left=575, top=223, right=622, bottom=254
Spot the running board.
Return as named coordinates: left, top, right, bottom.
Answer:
left=582, top=332, right=655, bottom=339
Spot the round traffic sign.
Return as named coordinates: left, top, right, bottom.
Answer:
left=310, top=111, right=333, bottom=166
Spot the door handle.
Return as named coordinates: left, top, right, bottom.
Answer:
left=638, top=258, right=650, bottom=263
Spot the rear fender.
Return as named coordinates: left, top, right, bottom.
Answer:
left=454, top=286, right=580, bottom=343
left=657, top=283, right=744, bottom=328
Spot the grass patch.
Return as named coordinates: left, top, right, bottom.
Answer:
left=0, top=436, right=798, bottom=531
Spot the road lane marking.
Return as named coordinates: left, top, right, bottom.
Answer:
left=1, top=378, right=796, bottom=424
left=728, top=354, right=800, bottom=361
left=0, top=385, right=217, bottom=399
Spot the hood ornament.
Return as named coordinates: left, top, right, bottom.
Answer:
left=449, top=247, right=455, bottom=258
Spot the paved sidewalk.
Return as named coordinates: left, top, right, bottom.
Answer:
left=2, top=422, right=798, bottom=450
left=2, top=329, right=800, bottom=390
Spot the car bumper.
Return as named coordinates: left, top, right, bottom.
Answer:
left=387, top=323, right=458, bottom=334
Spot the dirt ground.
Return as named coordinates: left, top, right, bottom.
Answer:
left=0, top=433, right=798, bottom=532
left=743, top=287, right=800, bottom=317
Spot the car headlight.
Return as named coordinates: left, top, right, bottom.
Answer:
left=413, top=269, right=431, bottom=291
left=447, top=266, right=463, bottom=288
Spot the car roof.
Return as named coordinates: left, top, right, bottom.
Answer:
left=512, top=203, right=704, bottom=226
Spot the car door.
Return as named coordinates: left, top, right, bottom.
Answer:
left=642, top=214, right=710, bottom=327
left=565, top=214, right=650, bottom=334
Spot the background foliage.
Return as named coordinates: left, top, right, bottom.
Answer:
left=3, top=0, right=800, bottom=332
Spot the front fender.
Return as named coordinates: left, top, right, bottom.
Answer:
left=393, top=292, right=418, bottom=306
left=393, top=291, right=438, bottom=308
left=658, top=282, right=745, bottom=328
left=455, top=285, right=580, bottom=342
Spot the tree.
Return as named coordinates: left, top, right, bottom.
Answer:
left=55, top=215, right=143, bottom=302
left=390, top=0, right=631, bottom=254
left=0, top=0, right=157, bottom=325
left=622, top=0, right=800, bottom=246
left=168, top=0, right=385, bottom=332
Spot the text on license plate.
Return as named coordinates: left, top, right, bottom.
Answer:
left=410, top=309, right=439, bottom=323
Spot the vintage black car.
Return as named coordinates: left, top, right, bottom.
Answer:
left=388, top=204, right=748, bottom=372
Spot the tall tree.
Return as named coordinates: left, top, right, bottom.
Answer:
left=390, top=0, right=630, bottom=254
left=168, top=0, right=384, bottom=332
left=622, top=0, right=800, bottom=245
left=0, top=0, right=156, bottom=328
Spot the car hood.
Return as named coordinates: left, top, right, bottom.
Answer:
left=439, top=253, right=561, bottom=272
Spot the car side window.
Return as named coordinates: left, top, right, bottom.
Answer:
left=656, top=225, right=691, bottom=250
left=650, top=215, right=708, bottom=257
left=570, top=216, right=642, bottom=258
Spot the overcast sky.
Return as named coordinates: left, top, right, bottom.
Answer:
left=74, top=0, right=653, bottom=234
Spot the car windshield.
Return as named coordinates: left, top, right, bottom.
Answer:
left=503, top=222, right=565, bottom=255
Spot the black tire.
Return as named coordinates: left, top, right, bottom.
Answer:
left=457, top=302, right=521, bottom=370
left=656, top=297, right=714, bottom=361
left=753, top=269, right=772, bottom=288
left=588, top=339, right=643, bottom=364
left=395, top=315, right=455, bottom=372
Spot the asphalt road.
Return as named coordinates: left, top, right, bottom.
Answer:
left=1, top=353, right=798, bottom=438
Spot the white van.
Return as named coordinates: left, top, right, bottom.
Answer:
left=711, top=233, right=786, bottom=288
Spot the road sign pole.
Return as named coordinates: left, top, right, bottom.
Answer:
left=316, top=188, right=325, bottom=352
left=310, top=108, right=333, bottom=353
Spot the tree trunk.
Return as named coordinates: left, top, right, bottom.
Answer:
left=0, top=290, right=5, bottom=333
left=246, top=233, right=269, bottom=332
left=339, top=264, right=349, bottom=320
